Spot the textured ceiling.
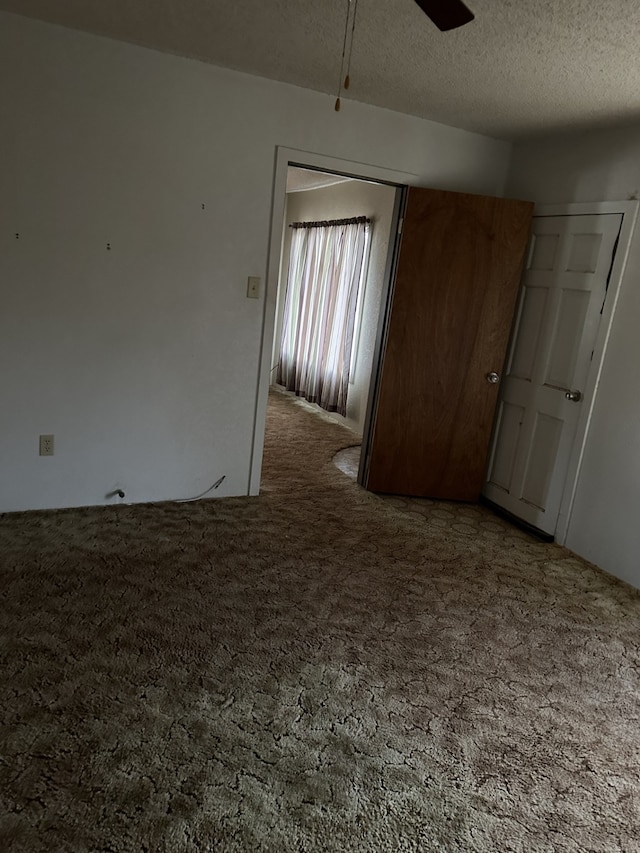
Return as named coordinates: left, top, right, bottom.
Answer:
left=3, top=0, right=640, bottom=138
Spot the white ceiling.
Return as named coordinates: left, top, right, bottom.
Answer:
left=3, top=0, right=640, bottom=139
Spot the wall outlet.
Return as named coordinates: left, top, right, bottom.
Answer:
left=247, top=276, right=261, bottom=299
left=39, top=434, right=55, bottom=456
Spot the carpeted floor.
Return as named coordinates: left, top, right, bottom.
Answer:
left=2, top=388, right=640, bottom=852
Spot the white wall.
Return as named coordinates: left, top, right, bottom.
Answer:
left=0, top=11, right=511, bottom=512
left=508, top=126, right=640, bottom=588
left=273, top=179, right=397, bottom=434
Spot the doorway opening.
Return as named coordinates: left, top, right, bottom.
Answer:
left=264, top=164, right=400, bottom=487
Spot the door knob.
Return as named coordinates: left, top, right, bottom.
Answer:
left=565, top=389, right=582, bottom=402
left=486, top=372, right=500, bottom=384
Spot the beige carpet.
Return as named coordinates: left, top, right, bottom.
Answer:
left=2, top=388, right=639, bottom=852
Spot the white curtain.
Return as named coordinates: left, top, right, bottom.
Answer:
left=277, top=217, right=370, bottom=416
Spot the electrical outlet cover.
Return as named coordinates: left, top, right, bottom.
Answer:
left=39, top=434, right=55, bottom=456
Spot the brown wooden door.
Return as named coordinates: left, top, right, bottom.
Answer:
left=363, top=187, right=533, bottom=501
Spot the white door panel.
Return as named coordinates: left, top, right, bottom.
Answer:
left=484, top=213, right=623, bottom=535
left=508, top=285, right=548, bottom=381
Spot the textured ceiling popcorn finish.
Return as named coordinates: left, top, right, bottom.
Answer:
left=2, top=0, right=640, bottom=138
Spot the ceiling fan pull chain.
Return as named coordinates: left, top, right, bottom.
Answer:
left=335, top=0, right=352, bottom=111
left=344, top=0, right=359, bottom=90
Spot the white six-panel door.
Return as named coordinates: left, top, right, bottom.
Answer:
left=483, top=213, right=622, bottom=535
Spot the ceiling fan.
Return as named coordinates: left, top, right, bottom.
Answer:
left=335, top=0, right=474, bottom=110
left=413, top=0, right=475, bottom=31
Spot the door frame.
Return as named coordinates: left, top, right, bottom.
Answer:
left=528, top=200, right=638, bottom=544
left=248, top=146, right=413, bottom=495
left=358, top=186, right=407, bottom=487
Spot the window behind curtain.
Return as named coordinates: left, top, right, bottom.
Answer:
left=277, top=217, right=371, bottom=417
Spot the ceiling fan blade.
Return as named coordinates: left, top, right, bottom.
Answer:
left=413, top=0, right=475, bottom=31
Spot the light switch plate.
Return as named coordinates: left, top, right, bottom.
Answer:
left=247, top=276, right=260, bottom=299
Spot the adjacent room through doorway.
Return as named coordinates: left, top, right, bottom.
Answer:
left=263, top=165, right=398, bottom=486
